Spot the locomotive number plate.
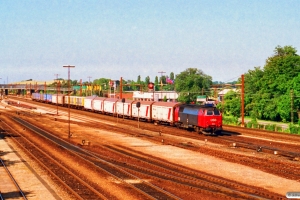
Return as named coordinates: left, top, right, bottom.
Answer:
left=210, top=119, right=217, bottom=121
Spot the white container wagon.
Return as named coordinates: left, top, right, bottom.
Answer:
left=131, top=101, right=154, bottom=121
left=103, top=98, right=118, bottom=115
left=84, top=96, right=97, bottom=111
left=92, top=97, right=107, bottom=113
left=151, top=102, right=180, bottom=124
left=115, top=99, right=135, bottom=118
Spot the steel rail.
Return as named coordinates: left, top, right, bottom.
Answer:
left=1, top=116, right=107, bottom=200
left=11, top=116, right=182, bottom=200
left=0, top=158, right=27, bottom=199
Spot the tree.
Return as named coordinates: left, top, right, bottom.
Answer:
left=170, top=72, right=174, bottom=80
left=175, top=68, right=212, bottom=103
left=145, top=76, right=150, bottom=84
left=243, top=45, right=300, bottom=122
left=154, top=76, right=159, bottom=91
left=222, top=90, right=241, bottom=117
left=137, top=75, right=141, bottom=83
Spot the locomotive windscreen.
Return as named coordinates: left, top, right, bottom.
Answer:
left=206, top=108, right=221, bottom=116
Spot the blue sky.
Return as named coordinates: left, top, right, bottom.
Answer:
left=0, top=0, right=299, bottom=83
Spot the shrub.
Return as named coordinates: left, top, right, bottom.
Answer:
left=265, top=124, right=276, bottom=131
left=246, top=119, right=258, bottom=129
left=222, top=116, right=239, bottom=125
left=288, top=124, right=300, bottom=134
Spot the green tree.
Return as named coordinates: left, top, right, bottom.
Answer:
left=175, top=68, right=212, bottom=103
left=137, top=75, right=141, bottom=83
left=243, top=45, right=300, bottom=122
left=145, top=76, right=150, bottom=84
left=222, top=90, right=241, bottom=117
left=154, top=76, right=159, bottom=91
left=170, top=72, right=174, bottom=80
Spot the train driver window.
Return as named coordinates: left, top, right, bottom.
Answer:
left=214, top=110, right=221, bottom=115
left=206, top=110, right=213, bottom=115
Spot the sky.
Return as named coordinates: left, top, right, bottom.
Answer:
left=0, top=0, right=299, bottom=84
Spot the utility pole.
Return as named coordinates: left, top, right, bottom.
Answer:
left=63, top=65, right=75, bottom=138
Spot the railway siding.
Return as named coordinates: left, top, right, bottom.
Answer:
left=4, top=96, right=300, bottom=198
left=0, top=133, right=58, bottom=200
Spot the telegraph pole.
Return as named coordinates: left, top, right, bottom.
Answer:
left=63, top=65, right=75, bottom=138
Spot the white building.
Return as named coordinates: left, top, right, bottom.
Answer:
left=218, top=88, right=238, bottom=102
left=133, top=91, right=178, bottom=102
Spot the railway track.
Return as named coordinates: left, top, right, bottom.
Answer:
left=1, top=116, right=109, bottom=200
left=89, top=144, right=283, bottom=199
left=5, top=115, right=280, bottom=199
left=3, top=96, right=300, bottom=198
left=12, top=97, right=300, bottom=157
left=0, top=156, right=27, bottom=200
left=0, top=108, right=279, bottom=199
left=7, top=116, right=183, bottom=200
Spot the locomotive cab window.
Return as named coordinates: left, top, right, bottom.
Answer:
left=206, top=110, right=213, bottom=115
left=214, top=110, right=221, bottom=115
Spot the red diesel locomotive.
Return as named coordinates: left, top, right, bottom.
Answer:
left=174, top=104, right=222, bottom=134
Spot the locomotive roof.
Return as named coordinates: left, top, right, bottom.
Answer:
left=180, top=104, right=217, bottom=109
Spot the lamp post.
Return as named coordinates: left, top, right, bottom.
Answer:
left=63, top=65, right=75, bottom=138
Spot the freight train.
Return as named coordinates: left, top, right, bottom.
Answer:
left=31, top=93, right=222, bottom=135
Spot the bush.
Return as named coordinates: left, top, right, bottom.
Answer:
left=288, top=124, right=300, bottom=134
left=265, top=124, right=276, bottom=131
left=246, top=119, right=258, bottom=129
left=222, top=116, right=239, bottom=125
left=276, top=126, right=283, bottom=132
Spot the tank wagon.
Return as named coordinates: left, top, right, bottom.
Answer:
left=31, top=93, right=222, bottom=135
